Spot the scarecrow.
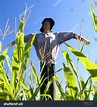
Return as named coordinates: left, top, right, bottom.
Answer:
left=7, top=18, right=90, bottom=100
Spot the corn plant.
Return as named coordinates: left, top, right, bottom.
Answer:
left=0, top=18, right=36, bottom=100
left=56, top=43, right=97, bottom=100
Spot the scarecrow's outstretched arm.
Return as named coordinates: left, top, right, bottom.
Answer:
left=74, top=33, right=91, bottom=45
left=58, top=32, right=90, bottom=45
left=6, top=33, right=33, bottom=47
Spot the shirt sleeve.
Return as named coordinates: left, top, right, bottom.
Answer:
left=58, top=32, right=76, bottom=44
left=24, top=33, right=34, bottom=42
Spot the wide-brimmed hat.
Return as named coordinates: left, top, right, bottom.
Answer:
left=40, top=18, right=55, bottom=32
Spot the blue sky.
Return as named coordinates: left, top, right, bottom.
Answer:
left=0, top=0, right=97, bottom=87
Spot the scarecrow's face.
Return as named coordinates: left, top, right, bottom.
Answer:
left=43, top=21, right=51, bottom=31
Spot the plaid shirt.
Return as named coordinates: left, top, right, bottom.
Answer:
left=24, top=32, right=75, bottom=66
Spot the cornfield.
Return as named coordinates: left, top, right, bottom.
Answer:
left=0, top=4, right=97, bottom=101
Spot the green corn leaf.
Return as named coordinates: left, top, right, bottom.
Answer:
left=0, top=48, right=14, bottom=99
left=55, top=86, right=59, bottom=100
left=54, top=76, right=65, bottom=100
left=0, top=81, right=3, bottom=85
left=34, top=76, right=48, bottom=100
left=28, top=85, right=34, bottom=100
left=20, top=81, right=32, bottom=98
left=93, top=83, right=97, bottom=100
left=33, top=84, right=42, bottom=100
left=6, top=55, right=12, bottom=73
left=80, top=76, right=85, bottom=91
left=55, top=79, right=65, bottom=100
left=80, top=44, right=85, bottom=53
left=0, top=88, right=4, bottom=93
left=31, top=64, right=39, bottom=85
left=65, top=43, right=97, bottom=81
left=12, top=47, right=19, bottom=70
left=23, top=34, right=36, bottom=67
left=0, top=92, right=9, bottom=100
left=20, top=81, right=28, bottom=90
left=43, top=76, right=59, bottom=95
left=81, top=76, right=91, bottom=92
left=40, top=76, right=59, bottom=100
left=40, top=94, right=52, bottom=100
left=12, top=46, right=19, bottom=89
left=0, top=65, right=14, bottom=100
left=90, top=4, right=97, bottom=31
left=24, top=33, right=36, bottom=53
left=0, top=48, right=8, bottom=66
left=61, top=51, right=78, bottom=78
left=63, top=63, right=78, bottom=99
left=85, top=78, right=92, bottom=100
left=77, top=44, right=85, bottom=62
left=93, top=93, right=97, bottom=100
left=79, top=76, right=92, bottom=100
